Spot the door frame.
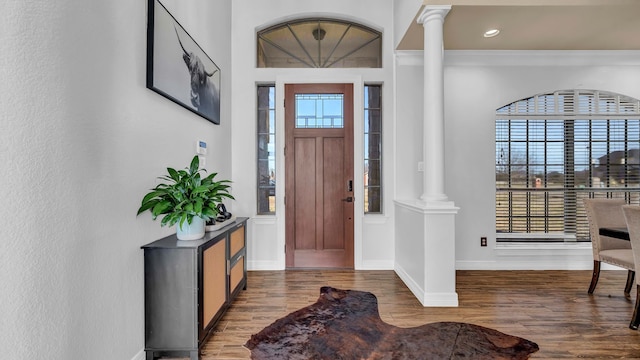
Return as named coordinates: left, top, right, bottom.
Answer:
left=274, top=75, right=365, bottom=270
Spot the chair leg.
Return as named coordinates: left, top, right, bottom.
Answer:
left=630, top=284, right=640, bottom=330
left=625, top=270, right=635, bottom=298
left=588, top=260, right=601, bottom=294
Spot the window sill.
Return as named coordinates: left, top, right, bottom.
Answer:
left=495, top=242, right=592, bottom=250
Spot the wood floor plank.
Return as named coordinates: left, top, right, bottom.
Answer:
left=159, top=270, right=640, bottom=359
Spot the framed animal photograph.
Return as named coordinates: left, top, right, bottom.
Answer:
left=146, top=0, right=221, bottom=125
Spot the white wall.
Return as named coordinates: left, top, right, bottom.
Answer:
left=395, top=50, right=640, bottom=270
left=231, top=0, right=396, bottom=271
left=395, top=52, right=424, bottom=199
left=392, top=0, right=423, bottom=49
left=394, top=203, right=426, bottom=295
left=0, top=1, right=231, bottom=359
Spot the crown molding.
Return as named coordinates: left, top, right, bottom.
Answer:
left=395, top=50, right=640, bottom=67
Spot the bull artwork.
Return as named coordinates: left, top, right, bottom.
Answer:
left=174, top=27, right=220, bottom=124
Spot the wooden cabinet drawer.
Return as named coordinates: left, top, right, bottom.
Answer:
left=230, top=256, right=244, bottom=293
left=230, top=225, right=245, bottom=258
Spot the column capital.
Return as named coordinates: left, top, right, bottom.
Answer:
left=417, top=5, right=451, bottom=25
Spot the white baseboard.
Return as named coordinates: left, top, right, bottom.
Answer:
left=130, top=349, right=145, bottom=360
left=358, top=260, right=394, bottom=270
left=455, top=260, right=626, bottom=271
left=247, top=260, right=284, bottom=271
left=248, top=260, right=395, bottom=271
left=249, top=260, right=626, bottom=271
left=394, top=263, right=425, bottom=304
left=422, top=292, right=459, bottom=307
left=394, top=263, right=459, bottom=307
left=455, top=260, right=591, bottom=270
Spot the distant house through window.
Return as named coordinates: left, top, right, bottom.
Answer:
left=496, top=90, right=640, bottom=242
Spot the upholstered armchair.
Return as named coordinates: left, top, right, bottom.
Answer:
left=621, top=205, right=640, bottom=330
left=583, top=198, right=635, bottom=296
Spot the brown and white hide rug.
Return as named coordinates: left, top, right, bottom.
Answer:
left=245, top=286, right=539, bottom=360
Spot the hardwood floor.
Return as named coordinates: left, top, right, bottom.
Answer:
left=167, top=270, right=640, bottom=359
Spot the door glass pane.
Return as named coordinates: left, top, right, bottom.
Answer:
left=294, top=94, right=343, bottom=128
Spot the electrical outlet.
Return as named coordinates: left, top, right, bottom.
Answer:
left=480, top=237, right=487, bottom=247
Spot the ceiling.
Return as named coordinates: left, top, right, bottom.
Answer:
left=397, top=0, right=640, bottom=51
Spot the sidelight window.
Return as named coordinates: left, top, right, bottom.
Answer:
left=257, top=85, right=276, bottom=214
left=365, top=84, right=382, bottom=213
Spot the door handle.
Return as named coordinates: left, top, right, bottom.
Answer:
left=341, top=197, right=353, bottom=202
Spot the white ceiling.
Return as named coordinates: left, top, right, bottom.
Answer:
left=397, top=0, right=640, bottom=51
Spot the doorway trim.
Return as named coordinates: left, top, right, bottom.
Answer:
left=274, top=74, right=364, bottom=269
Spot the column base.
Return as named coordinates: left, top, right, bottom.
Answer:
left=394, top=199, right=459, bottom=307
left=420, top=193, right=449, bottom=203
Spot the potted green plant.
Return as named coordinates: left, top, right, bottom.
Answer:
left=137, top=155, right=234, bottom=240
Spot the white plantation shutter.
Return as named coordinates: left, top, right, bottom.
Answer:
left=496, top=90, right=640, bottom=243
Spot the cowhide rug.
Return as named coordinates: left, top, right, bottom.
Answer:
left=245, top=287, right=539, bottom=360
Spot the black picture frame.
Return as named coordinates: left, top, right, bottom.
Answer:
left=146, top=0, right=221, bottom=125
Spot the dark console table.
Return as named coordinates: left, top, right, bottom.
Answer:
left=141, top=217, right=248, bottom=360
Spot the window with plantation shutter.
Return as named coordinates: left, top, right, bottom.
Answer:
left=496, top=90, right=640, bottom=243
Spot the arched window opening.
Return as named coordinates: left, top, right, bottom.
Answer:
left=495, top=90, right=640, bottom=242
left=257, top=18, right=382, bottom=68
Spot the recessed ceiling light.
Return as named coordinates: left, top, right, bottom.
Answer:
left=484, top=29, right=500, bottom=38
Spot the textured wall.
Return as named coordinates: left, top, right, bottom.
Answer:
left=0, top=1, right=231, bottom=359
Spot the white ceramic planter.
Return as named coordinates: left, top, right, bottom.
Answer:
left=176, top=217, right=205, bottom=240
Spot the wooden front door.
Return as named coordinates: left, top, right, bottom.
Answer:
left=285, top=83, right=354, bottom=269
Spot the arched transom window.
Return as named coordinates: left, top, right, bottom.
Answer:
left=257, top=18, right=382, bottom=68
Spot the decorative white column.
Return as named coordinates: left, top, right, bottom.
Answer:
left=393, top=5, right=458, bottom=308
left=418, top=6, right=450, bottom=203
